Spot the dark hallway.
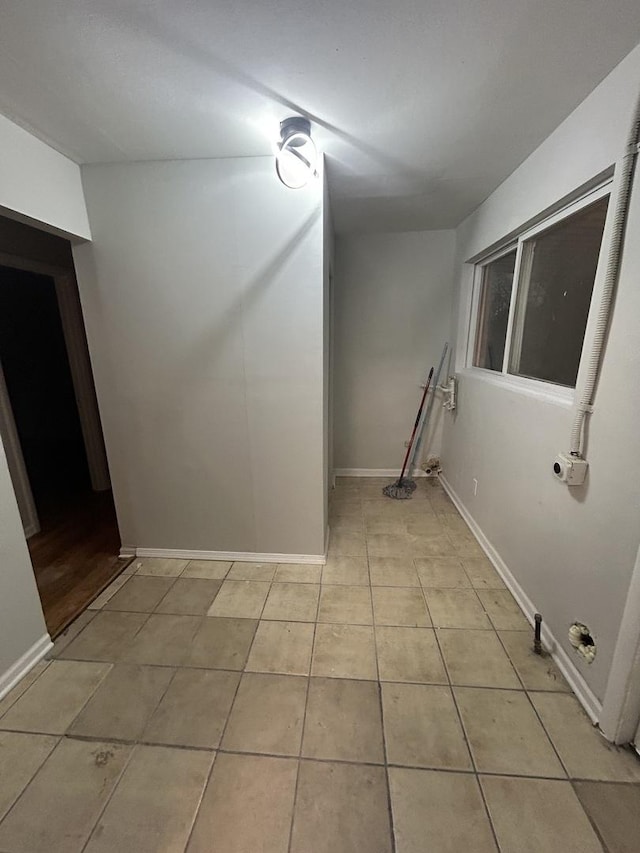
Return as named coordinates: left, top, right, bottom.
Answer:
left=0, top=263, right=125, bottom=635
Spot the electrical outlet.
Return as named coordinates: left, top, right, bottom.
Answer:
left=473, top=478, right=478, bottom=496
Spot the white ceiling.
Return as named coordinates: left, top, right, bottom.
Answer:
left=1, top=1, right=639, bottom=233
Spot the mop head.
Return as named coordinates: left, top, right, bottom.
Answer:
left=382, top=478, right=417, bottom=499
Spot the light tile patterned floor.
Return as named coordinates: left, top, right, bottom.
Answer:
left=1, top=476, right=639, bottom=851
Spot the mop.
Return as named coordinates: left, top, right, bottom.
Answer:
left=382, top=367, right=434, bottom=500
left=406, top=342, right=449, bottom=477
left=383, top=342, right=449, bottom=500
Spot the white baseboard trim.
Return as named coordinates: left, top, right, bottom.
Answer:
left=0, top=634, right=53, bottom=703
left=135, top=548, right=327, bottom=565
left=334, top=468, right=430, bottom=478
left=119, top=546, right=136, bottom=558
left=439, top=473, right=602, bottom=725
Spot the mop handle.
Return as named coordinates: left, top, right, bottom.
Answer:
left=399, top=367, right=434, bottom=482
left=409, top=342, right=449, bottom=472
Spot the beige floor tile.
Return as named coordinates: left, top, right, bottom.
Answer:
left=88, top=573, right=130, bottom=609
left=182, top=559, right=231, bottom=579
left=372, top=586, right=431, bottom=626
left=274, top=563, right=322, bottom=583
left=330, top=519, right=366, bottom=536
left=448, top=535, right=486, bottom=557
left=330, top=493, right=362, bottom=508
left=103, top=576, right=175, bottom=612
left=317, top=584, right=373, bottom=624
left=0, top=661, right=50, bottom=715
left=262, top=582, right=320, bottom=621
left=430, top=492, right=457, bottom=513
left=329, top=514, right=364, bottom=532
left=185, top=616, right=257, bottom=670
left=47, top=611, right=96, bottom=658
left=329, top=504, right=362, bottom=522
left=481, top=776, right=602, bottom=853
left=69, top=664, right=174, bottom=740
left=477, top=588, right=529, bottom=630
left=462, top=556, right=506, bottom=588
left=404, top=516, right=446, bottom=536
left=498, top=630, right=570, bottom=691
left=143, top=668, right=238, bottom=748
left=303, top=677, right=384, bottom=763
left=322, top=555, right=369, bottom=585
left=291, top=761, right=392, bottom=853
left=530, top=692, right=640, bottom=781
left=358, top=480, right=389, bottom=498
left=187, top=753, right=297, bottom=853
left=382, top=683, right=472, bottom=770
left=0, top=660, right=111, bottom=734
left=222, top=673, right=306, bottom=756
left=134, top=557, right=189, bottom=577
left=440, top=514, right=474, bottom=537
left=0, top=738, right=131, bottom=853
left=366, top=532, right=413, bottom=557
left=120, top=614, right=201, bottom=666
left=368, top=557, right=420, bottom=586
left=246, top=620, right=314, bottom=675
left=438, top=629, right=520, bottom=688
left=362, top=498, right=397, bottom=518
left=207, top=579, right=270, bottom=618
left=376, top=626, right=447, bottom=683
left=408, top=533, right=456, bottom=557
left=311, top=623, right=377, bottom=679
left=389, top=767, right=497, bottom=853
left=365, top=517, right=409, bottom=535
left=425, top=588, right=492, bottom=628
left=59, top=610, right=148, bottom=661
left=455, top=687, right=565, bottom=777
left=329, top=529, right=367, bottom=556
left=155, top=578, right=222, bottom=615
left=0, top=732, right=58, bottom=821
left=414, top=556, right=470, bottom=588
left=85, top=745, right=213, bottom=853
left=227, top=561, right=277, bottom=581
left=574, top=781, right=640, bottom=853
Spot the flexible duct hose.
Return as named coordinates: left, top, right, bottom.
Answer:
left=569, top=93, right=640, bottom=455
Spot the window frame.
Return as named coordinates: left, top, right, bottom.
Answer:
left=465, top=180, right=612, bottom=404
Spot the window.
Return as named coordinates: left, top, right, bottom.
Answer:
left=470, top=189, right=609, bottom=388
left=473, top=250, right=516, bottom=371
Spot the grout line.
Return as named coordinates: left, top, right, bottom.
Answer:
left=420, top=579, right=503, bottom=851
left=77, top=734, right=139, bottom=853
left=568, top=780, right=614, bottom=853
left=522, top=687, right=572, bottom=779
left=369, top=559, right=398, bottom=853
left=0, top=732, right=62, bottom=827
left=182, top=658, right=246, bottom=851
left=286, top=557, right=322, bottom=853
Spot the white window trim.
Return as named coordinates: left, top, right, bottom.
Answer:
left=465, top=179, right=612, bottom=402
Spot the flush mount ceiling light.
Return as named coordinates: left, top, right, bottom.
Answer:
left=275, top=117, right=318, bottom=189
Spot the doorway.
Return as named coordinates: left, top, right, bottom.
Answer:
left=0, top=260, right=125, bottom=636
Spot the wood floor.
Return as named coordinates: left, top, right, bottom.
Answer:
left=28, top=489, right=129, bottom=637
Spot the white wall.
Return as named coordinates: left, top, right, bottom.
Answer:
left=333, top=230, right=455, bottom=471
left=0, top=119, right=88, bottom=691
left=73, top=157, right=326, bottom=558
left=0, top=114, right=90, bottom=240
left=443, top=43, right=640, bottom=704
left=0, top=440, right=49, bottom=690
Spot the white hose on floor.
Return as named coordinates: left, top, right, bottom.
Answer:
left=569, top=92, right=640, bottom=456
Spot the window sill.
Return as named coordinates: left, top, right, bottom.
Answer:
left=459, top=367, right=574, bottom=408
